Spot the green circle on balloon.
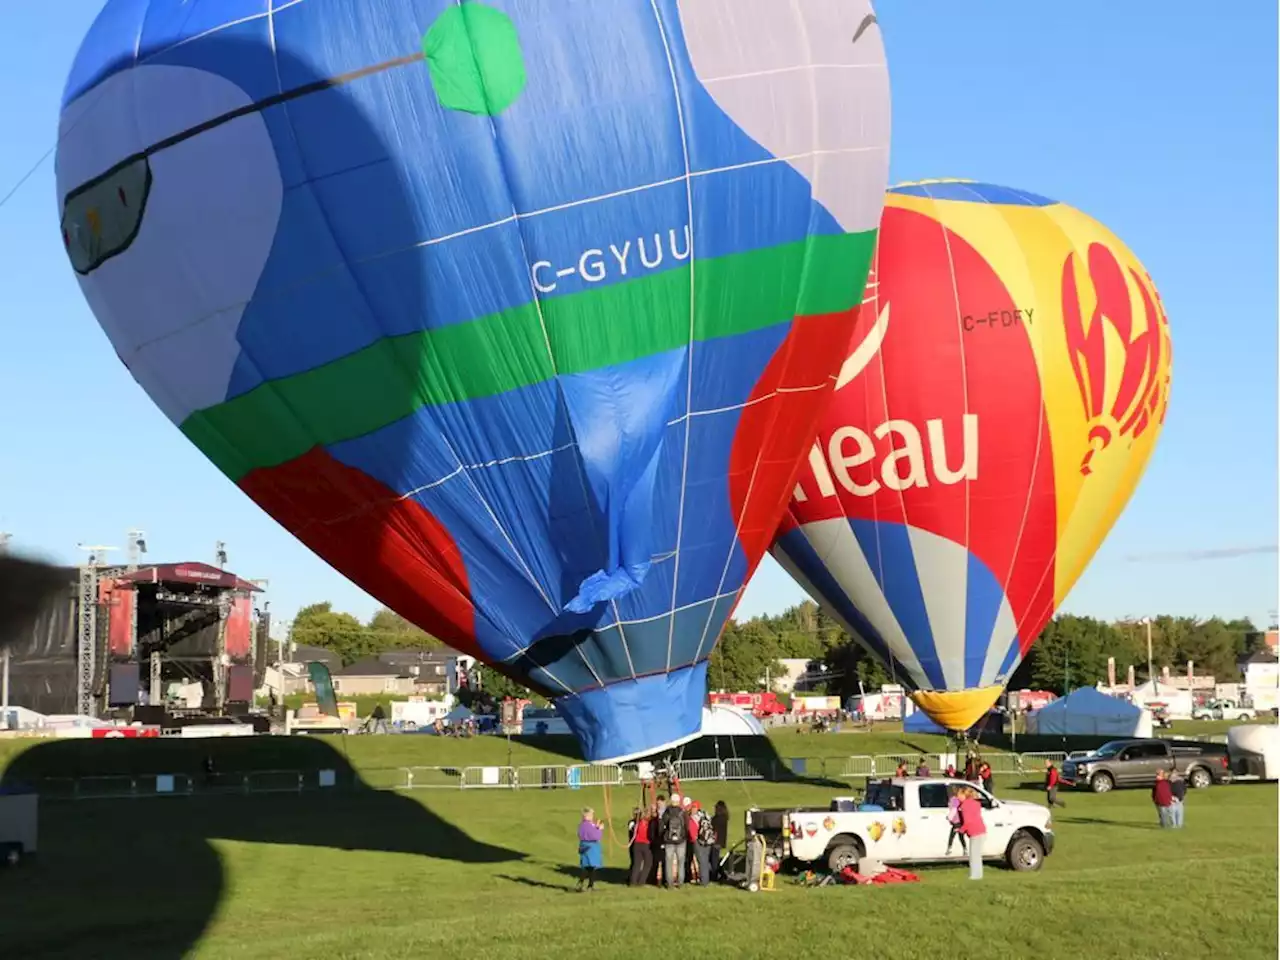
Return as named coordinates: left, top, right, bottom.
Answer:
left=423, top=3, right=527, bottom=116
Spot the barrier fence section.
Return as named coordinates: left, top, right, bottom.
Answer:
left=28, top=752, right=1072, bottom=800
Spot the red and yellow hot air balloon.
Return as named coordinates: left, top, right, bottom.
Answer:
left=773, top=179, right=1172, bottom=731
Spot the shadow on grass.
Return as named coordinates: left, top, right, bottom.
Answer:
left=553, top=863, right=632, bottom=886
left=497, top=873, right=577, bottom=892
left=0, top=738, right=522, bottom=960
left=1055, top=816, right=1162, bottom=830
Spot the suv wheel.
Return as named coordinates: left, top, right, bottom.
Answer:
left=1006, top=831, right=1045, bottom=872
left=1188, top=767, right=1212, bottom=789
left=1090, top=771, right=1114, bottom=794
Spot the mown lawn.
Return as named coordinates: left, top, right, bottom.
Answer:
left=0, top=733, right=1274, bottom=960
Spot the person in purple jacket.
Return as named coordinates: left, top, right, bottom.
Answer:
left=576, top=807, right=605, bottom=892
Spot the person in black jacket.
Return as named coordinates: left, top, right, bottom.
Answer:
left=1169, top=770, right=1187, bottom=829
left=710, top=800, right=729, bottom=881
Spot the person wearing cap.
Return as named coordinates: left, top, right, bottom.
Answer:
left=660, top=793, right=689, bottom=888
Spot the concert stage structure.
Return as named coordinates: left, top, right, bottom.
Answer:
left=4, top=560, right=268, bottom=720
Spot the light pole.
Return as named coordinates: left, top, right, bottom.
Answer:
left=1140, top=617, right=1155, bottom=693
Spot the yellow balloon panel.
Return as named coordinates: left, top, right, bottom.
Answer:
left=885, top=181, right=1171, bottom=610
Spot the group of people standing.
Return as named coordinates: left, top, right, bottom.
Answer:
left=1152, top=768, right=1188, bottom=828
left=572, top=793, right=731, bottom=892
left=627, top=793, right=729, bottom=889
left=894, top=754, right=995, bottom=794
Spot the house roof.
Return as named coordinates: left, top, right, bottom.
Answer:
left=291, top=644, right=342, bottom=667
left=376, top=647, right=468, bottom=665
left=335, top=657, right=408, bottom=678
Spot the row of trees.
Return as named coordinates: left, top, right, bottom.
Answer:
left=291, top=598, right=1270, bottom=702
left=710, top=602, right=1268, bottom=699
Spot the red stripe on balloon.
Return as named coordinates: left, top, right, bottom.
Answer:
left=730, top=305, right=862, bottom=569
left=240, top=448, right=483, bottom=658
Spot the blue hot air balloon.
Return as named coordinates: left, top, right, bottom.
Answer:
left=57, top=0, right=890, bottom=761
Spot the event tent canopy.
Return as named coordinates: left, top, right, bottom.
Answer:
left=1026, top=686, right=1153, bottom=738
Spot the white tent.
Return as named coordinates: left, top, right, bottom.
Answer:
left=1129, top=680, right=1194, bottom=720
left=1026, top=687, right=1153, bottom=738
left=699, top=704, right=765, bottom=738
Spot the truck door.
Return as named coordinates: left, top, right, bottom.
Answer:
left=914, top=783, right=963, bottom=860
left=1120, top=743, right=1167, bottom=782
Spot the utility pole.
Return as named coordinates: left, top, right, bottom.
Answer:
left=1140, top=617, right=1155, bottom=693
left=215, top=541, right=228, bottom=569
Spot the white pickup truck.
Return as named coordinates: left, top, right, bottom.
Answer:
left=747, top=778, right=1055, bottom=874
left=1192, top=699, right=1255, bottom=722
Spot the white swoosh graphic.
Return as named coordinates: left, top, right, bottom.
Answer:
left=834, top=300, right=890, bottom=390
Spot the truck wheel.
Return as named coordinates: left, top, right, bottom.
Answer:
left=1188, top=767, right=1212, bottom=790
left=826, top=838, right=865, bottom=874
left=1006, top=832, right=1045, bottom=872
left=1090, top=772, right=1114, bottom=794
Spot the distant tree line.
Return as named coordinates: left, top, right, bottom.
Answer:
left=291, top=599, right=1270, bottom=703
left=710, top=603, right=1269, bottom=700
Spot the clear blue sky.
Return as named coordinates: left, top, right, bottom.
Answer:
left=0, top=2, right=1275, bottom=634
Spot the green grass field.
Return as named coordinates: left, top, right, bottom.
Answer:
left=0, top=730, right=1275, bottom=959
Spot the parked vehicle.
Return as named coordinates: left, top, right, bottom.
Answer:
left=746, top=778, right=1055, bottom=874
left=1227, top=724, right=1280, bottom=781
left=1061, top=738, right=1230, bottom=793
left=1192, top=699, right=1256, bottom=722
left=708, top=691, right=787, bottom=718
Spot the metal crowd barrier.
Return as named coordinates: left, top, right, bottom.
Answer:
left=23, top=751, right=1072, bottom=800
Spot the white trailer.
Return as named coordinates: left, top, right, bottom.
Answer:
left=1227, top=724, right=1280, bottom=781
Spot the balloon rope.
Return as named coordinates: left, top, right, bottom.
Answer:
left=601, top=783, right=629, bottom=852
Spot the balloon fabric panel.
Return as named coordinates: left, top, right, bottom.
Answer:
left=57, top=0, right=890, bottom=761
left=774, top=179, right=1171, bottom=731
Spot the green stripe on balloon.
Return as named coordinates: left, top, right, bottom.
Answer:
left=182, top=229, right=875, bottom=480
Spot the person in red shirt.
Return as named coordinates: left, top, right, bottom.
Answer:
left=1044, top=760, right=1066, bottom=808
left=686, top=800, right=702, bottom=882
left=957, top=787, right=988, bottom=880
left=1152, top=768, right=1175, bottom=828
left=628, top=804, right=654, bottom=886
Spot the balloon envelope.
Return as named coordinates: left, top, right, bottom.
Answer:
left=773, top=180, right=1172, bottom=731
left=57, top=0, right=890, bottom=761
